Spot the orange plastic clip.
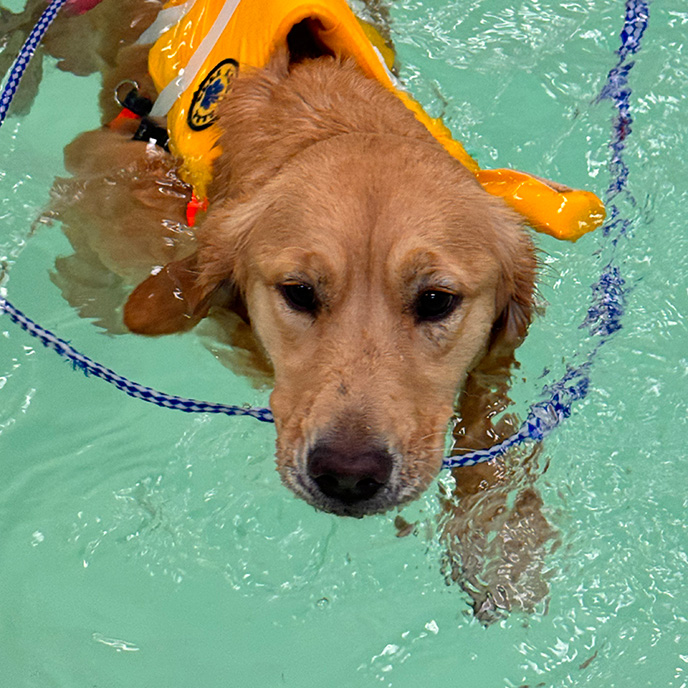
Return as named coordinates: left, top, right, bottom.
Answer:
left=186, top=193, right=209, bottom=227
left=107, top=108, right=141, bottom=130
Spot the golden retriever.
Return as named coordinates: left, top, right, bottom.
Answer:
left=8, top=0, right=552, bottom=617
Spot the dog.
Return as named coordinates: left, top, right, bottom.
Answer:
left=6, top=0, right=605, bottom=617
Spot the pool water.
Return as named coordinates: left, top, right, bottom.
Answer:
left=1, top=1, right=686, bottom=686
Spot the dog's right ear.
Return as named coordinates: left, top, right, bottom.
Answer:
left=123, top=253, right=218, bottom=335
left=123, top=191, right=263, bottom=335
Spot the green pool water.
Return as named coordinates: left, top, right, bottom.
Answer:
left=1, top=1, right=686, bottom=686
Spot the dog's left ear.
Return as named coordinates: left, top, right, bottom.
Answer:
left=489, top=222, right=538, bottom=361
left=495, top=254, right=536, bottom=348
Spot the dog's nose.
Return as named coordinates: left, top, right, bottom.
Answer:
left=307, top=441, right=393, bottom=504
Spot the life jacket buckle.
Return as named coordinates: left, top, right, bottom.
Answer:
left=114, top=80, right=153, bottom=118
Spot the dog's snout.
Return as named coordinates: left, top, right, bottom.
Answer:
left=307, top=441, right=393, bottom=505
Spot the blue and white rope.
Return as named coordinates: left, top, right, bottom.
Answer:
left=0, top=0, right=69, bottom=126
left=0, top=297, right=274, bottom=422
left=443, top=0, right=650, bottom=468
left=0, top=0, right=650, bottom=467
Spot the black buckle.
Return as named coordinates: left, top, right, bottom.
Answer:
left=114, top=80, right=153, bottom=117
left=132, top=118, right=170, bottom=151
left=114, top=80, right=169, bottom=150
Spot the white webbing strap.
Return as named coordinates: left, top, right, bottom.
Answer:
left=150, top=0, right=243, bottom=118
left=136, top=0, right=197, bottom=45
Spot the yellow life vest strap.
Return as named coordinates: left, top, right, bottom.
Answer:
left=477, top=169, right=606, bottom=241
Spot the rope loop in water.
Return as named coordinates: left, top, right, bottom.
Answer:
left=0, top=297, right=274, bottom=423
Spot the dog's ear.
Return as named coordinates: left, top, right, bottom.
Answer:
left=124, top=191, right=268, bottom=335
left=454, top=225, right=536, bottom=450
left=492, top=252, right=536, bottom=355
left=486, top=217, right=538, bottom=368
left=123, top=253, right=219, bottom=335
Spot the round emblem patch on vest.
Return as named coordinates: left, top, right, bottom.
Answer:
left=188, top=59, right=239, bottom=131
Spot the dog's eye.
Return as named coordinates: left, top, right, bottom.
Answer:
left=278, top=282, right=319, bottom=314
left=414, top=289, right=460, bottom=322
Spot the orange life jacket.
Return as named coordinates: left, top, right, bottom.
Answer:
left=146, top=0, right=605, bottom=240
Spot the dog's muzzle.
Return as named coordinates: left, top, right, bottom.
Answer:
left=307, top=439, right=393, bottom=506
left=283, top=426, right=405, bottom=517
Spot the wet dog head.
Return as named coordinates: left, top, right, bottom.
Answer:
left=192, top=134, right=534, bottom=516
left=124, top=56, right=536, bottom=517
